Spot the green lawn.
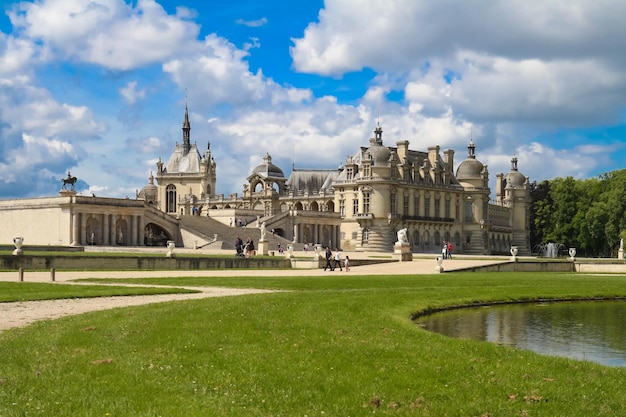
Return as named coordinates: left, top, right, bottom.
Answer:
left=0, top=281, right=197, bottom=303
left=1, top=272, right=626, bottom=416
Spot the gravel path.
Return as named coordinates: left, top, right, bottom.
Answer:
left=0, top=286, right=275, bottom=332
left=0, top=257, right=504, bottom=333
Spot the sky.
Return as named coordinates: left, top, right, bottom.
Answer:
left=0, top=0, right=625, bottom=199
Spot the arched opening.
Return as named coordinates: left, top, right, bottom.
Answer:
left=115, top=218, right=129, bottom=245
left=326, top=200, right=335, bottom=212
left=166, top=184, right=177, bottom=213
left=294, top=202, right=304, bottom=211
left=253, top=181, right=264, bottom=192
left=310, top=201, right=319, bottom=211
left=86, top=217, right=100, bottom=245
left=144, top=223, right=171, bottom=246
left=302, top=225, right=311, bottom=244
left=433, top=230, right=441, bottom=247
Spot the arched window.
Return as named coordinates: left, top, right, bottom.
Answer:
left=166, top=185, right=177, bottom=213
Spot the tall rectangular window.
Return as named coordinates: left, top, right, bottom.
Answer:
left=390, top=192, right=396, bottom=214
left=435, top=198, right=440, bottom=218
left=414, top=196, right=420, bottom=216
left=465, top=200, right=473, bottom=221
left=346, top=168, right=353, bottom=180
left=424, top=197, right=430, bottom=217
left=339, top=199, right=345, bottom=216
left=445, top=199, right=451, bottom=219
left=403, top=195, right=409, bottom=215
left=353, top=199, right=358, bottom=215
left=363, top=192, right=370, bottom=213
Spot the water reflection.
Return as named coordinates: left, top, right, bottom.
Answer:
left=417, top=300, right=626, bottom=367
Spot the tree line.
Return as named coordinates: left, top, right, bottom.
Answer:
left=530, top=169, right=626, bottom=258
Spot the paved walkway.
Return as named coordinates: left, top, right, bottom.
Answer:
left=0, top=251, right=507, bottom=332
left=0, top=259, right=503, bottom=282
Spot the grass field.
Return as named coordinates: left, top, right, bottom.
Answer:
left=1, top=272, right=626, bottom=416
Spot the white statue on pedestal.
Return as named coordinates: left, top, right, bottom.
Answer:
left=260, top=221, right=267, bottom=241
left=396, top=228, right=408, bottom=244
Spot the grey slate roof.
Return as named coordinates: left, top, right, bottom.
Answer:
left=165, top=143, right=203, bottom=173
left=287, top=169, right=340, bottom=193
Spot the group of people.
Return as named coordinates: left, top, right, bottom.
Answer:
left=235, top=236, right=255, bottom=257
left=442, top=240, right=453, bottom=259
left=229, top=217, right=247, bottom=227
left=324, top=247, right=350, bottom=272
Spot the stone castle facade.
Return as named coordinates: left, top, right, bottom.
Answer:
left=141, top=107, right=531, bottom=255
left=0, top=105, right=530, bottom=254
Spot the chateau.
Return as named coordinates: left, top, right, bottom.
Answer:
left=0, top=106, right=530, bottom=255
left=139, top=107, right=531, bottom=255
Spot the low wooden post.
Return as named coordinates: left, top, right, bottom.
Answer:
left=50, top=268, right=56, bottom=282
left=18, top=267, right=24, bottom=282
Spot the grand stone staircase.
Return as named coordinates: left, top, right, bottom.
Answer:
left=178, top=215, right=301, bottom=253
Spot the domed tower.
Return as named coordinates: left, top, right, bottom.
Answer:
left=243, top=153, right=287, bottom=216
left=137, top=172, right=159, bottom=207
left=455, top=140, right=490, bottom=224
left=455, top=140, right=491, bottom=254
left=496, top=156, right=531, bottom=254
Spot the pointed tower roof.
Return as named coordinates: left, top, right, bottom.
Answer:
left=182, top=101, right=191, bottom=155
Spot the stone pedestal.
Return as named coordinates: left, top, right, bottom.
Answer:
left=59, top=189, right=77, bottom=197
left=393, top=242, right=413, bottom=262
left=619, top=249, right=624, bottom=260
left=258, top=240, right=269, bottom=256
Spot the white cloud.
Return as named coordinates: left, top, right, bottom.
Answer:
left=8, top=0, right=200, bottom=70
left=163, top=34, right=312, bottom=110
left=235, top=17, right=268, bottom=28
left=291, top=0, right=626, bottom=128
left=291, top=0, right=626, bottom=75
left=120, top=81, right=146, bottom=105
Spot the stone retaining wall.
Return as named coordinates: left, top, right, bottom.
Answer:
left=0, top=255, right=291, bottom=270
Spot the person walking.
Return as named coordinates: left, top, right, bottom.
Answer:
left=244, top=236, right=255, bottom=258
left=235, top=236, right=243, bottom=256
left=324, top=246, right=334, bottom=271
left=344, top=255, right=350, bottom=272
left=333, top=248, right=343, bottom=271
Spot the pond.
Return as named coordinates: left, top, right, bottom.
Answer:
left=416, top=300, right=626, bottom=367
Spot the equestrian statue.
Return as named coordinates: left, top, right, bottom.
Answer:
left=62, top=171, right=77, bottom=190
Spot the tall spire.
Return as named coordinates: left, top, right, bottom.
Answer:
left=182, top=99, right=191, bottom=155
left=467, top=127, right=476, bottom=159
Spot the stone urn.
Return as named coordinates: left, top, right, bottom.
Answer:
left=166, top=240, right=176, bottom=258
left=568, top=247, right=576, bottom=262
left=286, top=244, right=294, bottom=259
left=510, top=246, right=518, bottom=262
left=435, top=255, right=444, bottom=273
left=13, top=237, right=24, bottom=256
